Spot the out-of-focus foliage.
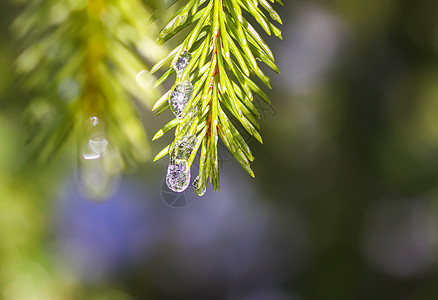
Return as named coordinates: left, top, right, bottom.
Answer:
left=13, top=0, right=167, bottom=167
left=0, top=118, right=67, bottom=300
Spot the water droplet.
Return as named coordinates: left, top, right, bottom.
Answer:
left=166, top=135, right=196, bottom=193
left=192, top=176, right=206, bottom=196
left=79, top=116, right=121, bottom=199
left=166, top=161, right=191, bottom=193
left=173, top=50, right=192, bottom=76
left=169, top=80, right=193, bottom=118
left=136, top=70, right=154, bottom=90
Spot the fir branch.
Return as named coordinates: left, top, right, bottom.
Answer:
left=152, top=0, right=282, bottom=194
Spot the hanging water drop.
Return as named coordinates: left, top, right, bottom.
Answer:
left=78, top=116, right=121, bottom=199
left=169, top=80, right=193, bottom=118
left=173, top=50, right=192, bottom=76
left=165, top=135, right=196, bottom=193
left=192, top=176, right=206, bottom=196
left=166, top=161, right=191, bottom=192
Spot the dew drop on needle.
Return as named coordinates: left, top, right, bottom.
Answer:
left=169, top=80, right=193, bottom=118
left=192, top=176, right=206, bottom=196
left=173, top=50, right=192, bottom=76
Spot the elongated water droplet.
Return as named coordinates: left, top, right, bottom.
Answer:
left=166, top=161, right=191, bottom=193
left=79, top=117, right=121, bottom=199
left=166, top=135, right=196, bottom=193
left=169, top=80, right=193, bottom=118
left=192, top=176, right=206, bottom=196
left=173, top=50, right=192, bottom=76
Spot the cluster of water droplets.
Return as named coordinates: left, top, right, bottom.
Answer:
left=166, top=105, right=207, bottom=195
left=165, top=51, right=208, bottom=195
left=169, top=51, right=193, bottom=119
left=79, top=116, right=123, bottom=199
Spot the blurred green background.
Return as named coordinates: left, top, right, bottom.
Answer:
left=2, top=0, right=438, bottom=299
